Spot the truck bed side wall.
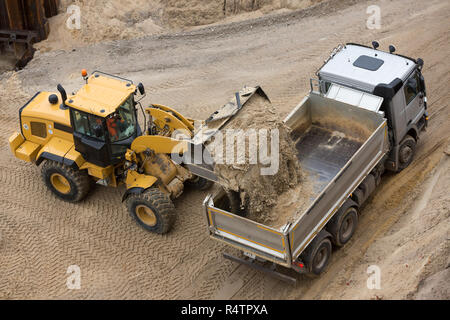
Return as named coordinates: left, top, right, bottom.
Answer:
left=287, top=95, right=388, bottom=260
left=205, top=93, right=387, bottom=268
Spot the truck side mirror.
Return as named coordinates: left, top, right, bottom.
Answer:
left=137, top=83, right=145, bottom=95
left=417, top=58, right=424, bottom=70
left=406, top=78, right=417, bottom=93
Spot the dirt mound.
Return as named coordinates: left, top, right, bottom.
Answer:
left=35, top=0, right=325, bottom=52
left=212, top=94, right=304, bottom=224
left=35, top=0, right=164, bottom=52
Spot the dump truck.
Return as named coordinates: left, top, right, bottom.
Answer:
left=202, top=43, right=428, bottom=283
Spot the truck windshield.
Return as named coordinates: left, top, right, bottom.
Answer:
left=107, top=96, right=136, bottom=142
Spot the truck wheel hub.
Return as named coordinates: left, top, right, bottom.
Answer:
left=400, top=146, right=413, bottom=163
left=341, top=216, right=354, bottom=239
left=313, top=247, right=328, bottom=269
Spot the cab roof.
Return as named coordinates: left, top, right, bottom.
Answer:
left=67, top=74, right=136, bottom=117
left=318, top=44, right=417, bottom=93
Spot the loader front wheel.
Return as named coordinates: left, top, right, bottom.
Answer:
left=41, top=160, right=90, bottom=202
left=126, top=188, right=175, bottom=234
left=186, top=176, right=213, bottom=191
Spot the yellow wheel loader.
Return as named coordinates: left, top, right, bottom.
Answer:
left=8, top=70, right=220, bottom=234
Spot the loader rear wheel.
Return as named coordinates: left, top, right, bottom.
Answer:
left=126, top=188, right=175, bottom=234
left=41, top=160, right=90, bottom=202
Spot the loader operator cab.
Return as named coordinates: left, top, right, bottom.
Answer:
left=316, top=42, right=428, bottom=172
left=65, top=71, right=144, bottom=167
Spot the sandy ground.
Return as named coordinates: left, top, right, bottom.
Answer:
left=0, top=0, right=449, bottom=299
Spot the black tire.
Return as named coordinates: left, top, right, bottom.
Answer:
left=41, top=160, right=90, bottom=202
left=186, top=176, right=213, bottom=191
left=398, top=135, right=416, bottom=171
left=126, top=188, right=175, bottom=234
left=327, top=207, right=358, bottom=247
left=304, top=238, right=332, bottom=275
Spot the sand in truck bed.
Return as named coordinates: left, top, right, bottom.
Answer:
left=210, top=94, right=372, bottom=229
left=210, top=94, right=308, bottom=227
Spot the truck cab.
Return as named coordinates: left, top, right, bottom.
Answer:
left=316, top=43, right=428, bottom=172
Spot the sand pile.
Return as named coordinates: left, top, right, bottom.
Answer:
left=35, top=0, right=164, bottom=52
left=35, top=0, right=325, bottom=52
left=210, top=93, right=305, bottom=225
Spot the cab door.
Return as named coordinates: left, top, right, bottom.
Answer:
left=70, top=109, right=110, bottom=167
left=404, top=71, right=425, bottom=128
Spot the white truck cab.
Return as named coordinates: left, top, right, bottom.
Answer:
left=317, top=42, right=428, bottom=172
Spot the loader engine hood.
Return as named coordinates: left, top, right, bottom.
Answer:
left=20, top=91, right=72, bottom=132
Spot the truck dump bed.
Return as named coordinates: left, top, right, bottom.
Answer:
left=204, top=91, right=388, bottom=267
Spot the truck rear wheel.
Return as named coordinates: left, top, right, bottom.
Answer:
left=126, top=188, right=175, bottom=234
left=304, top=237, right=332, bottom=275
left=41, top=160, right=90, bottom=202
left=398, top=135, right=416, bottom=171
left=327, top=207, right=359, bottom=247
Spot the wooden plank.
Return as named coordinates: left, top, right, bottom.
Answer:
left=43, top=0, right=59, bottom=17
left=0, top=1, right=10, bottom=30
left=5, top=0, right=25, bottom=30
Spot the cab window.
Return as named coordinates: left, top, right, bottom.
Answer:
left=72, top=109, right=105, bottom=141
left=404, top=72, right=420, bottom=105
left=107, top=96, right=137, bottom=143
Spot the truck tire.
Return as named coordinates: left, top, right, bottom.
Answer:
left=398, top=135, right=416, bottom=171
left=327, top=207, right=358, bottom=247
left=186, top=176, right=213, bottom=191
left=126, top=188, right=175, bottom=234
left=41, top=160, right=90, bottom=202
left=304, top=237, right=332, bottom=275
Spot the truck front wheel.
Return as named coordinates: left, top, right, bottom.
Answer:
left=126, top=188, right=175, bottom=234
left=186, top=175, right=213, bottom=191
left=398, top=135, right=416, bottom=171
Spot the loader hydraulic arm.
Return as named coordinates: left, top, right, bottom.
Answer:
left=130, top=135, right=189, bottom=155
left=146, top=104, right=196, bottom=137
